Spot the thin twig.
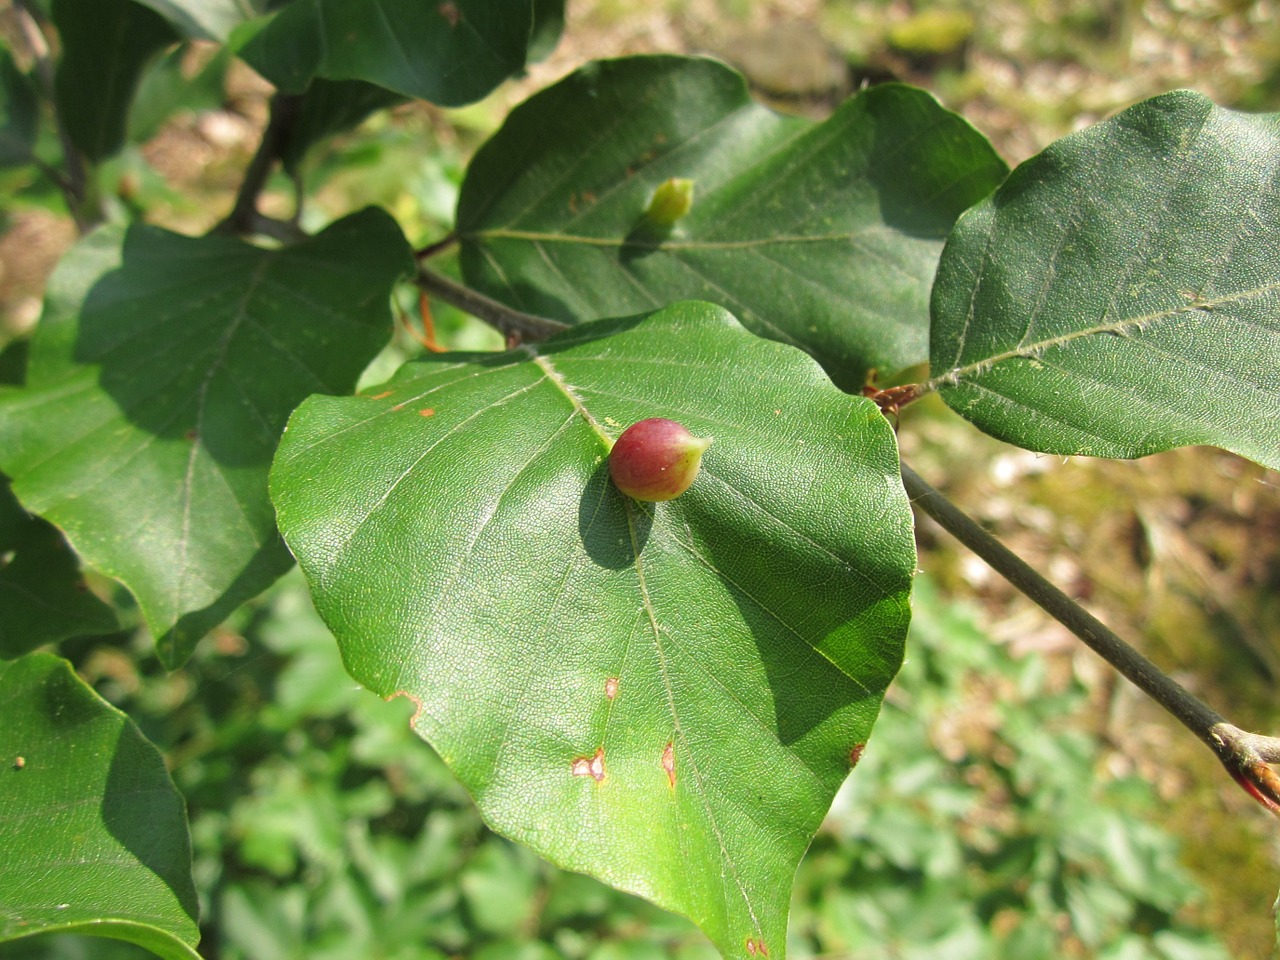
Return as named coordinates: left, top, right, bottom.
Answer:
left=900, top=458, right=1280, bottom=813
left=231, top=212, right=307, bottom=245
left=13, top=0, right=92, bottom=229
left=415, top=266, right=568, bottom=342
left=415, top=232, right=459, bottom=260
left=218, top=92, right=303, bottom=235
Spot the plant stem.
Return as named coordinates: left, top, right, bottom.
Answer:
left=219, top=92, right=303, bottom=235
left=900, top=458, right=1280, bottom=813
left=416, top=232, right=459, bottom=260
left=13, top=0, right=94, bottom=230
left=415, top=266, right=568, bottom=342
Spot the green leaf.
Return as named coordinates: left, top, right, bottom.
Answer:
left=529, top=0, right=566, bottom=63
left=0, top=209, right=413, bottom=667
left=0, top=652, right=200, bottom=959
left=270, top=301, right=916, bottom=959
left=457, top=58, right=1007, bottom=390
left=236, top=0, right=542, bottom=107
left=0, top=48, right=39, bottom=169
left=0, top=476, right=117, bottom=659
left=0, top=339, right=28, bottom=387
left=929, top=91, right=1280, bottom=469
left=52, top=0, right=179, bottom=162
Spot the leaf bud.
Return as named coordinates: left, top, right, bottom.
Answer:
left=643, top=178, right=695, bottom=227
left=609, top=418, right=711, bottom=502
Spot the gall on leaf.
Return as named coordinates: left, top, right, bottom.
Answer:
left=643, top=177, right=695, bottom=227
left=608, top=418, right=711, bottom=502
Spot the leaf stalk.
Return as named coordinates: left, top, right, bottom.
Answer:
left=218, top=92, right=303, bottom=236
left=414, top=266, right=568, bottom=343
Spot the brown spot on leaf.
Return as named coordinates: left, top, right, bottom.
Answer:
left=572, top=747, right=606, bottom=783
left=419, top=408, right=435, bottom=417
left=387, top=690, right=425, bottom=731
left=368, top=390, right=393, bottom=400
left=661, top=741, right=676, bottom=788
left=849, top=743, right=865, bottom=768
left=14, top=756, right=25, bottom=769
left=437, top=1, right=460, bottom=26
left=605, top=677, right=619, bottom=700
left=184, top=429, right=198, bottom=441
left=745, top=939, right=769, bottom=957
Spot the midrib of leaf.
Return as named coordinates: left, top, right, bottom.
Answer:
left=531, top=343, right=766, bottom=943
left=630, top=499, right=766, bottom=943
left=924, top=279, right=1280, bottom=394
left=474, top=228, right=864, bottom=251
left=528, top=348, right=613, bottom=446
left=369, top=2, right=421, bottom=88
left=173, top=257, right=270, bottom=614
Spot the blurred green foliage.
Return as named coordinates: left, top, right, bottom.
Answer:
left=0, top=574, right=1225, bottom=960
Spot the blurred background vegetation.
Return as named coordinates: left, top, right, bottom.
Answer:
left=1, top=0, right=1277, bottom=958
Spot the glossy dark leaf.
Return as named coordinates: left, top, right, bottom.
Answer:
left=529, top=0, right=565, bottom=63
left=52, top=0, right=178, bottom=162
left=0, top=653, right=200, bottom=959
left=929, top=91, right=1280, bottom=468
left=0, top=48, right=38, bottom=168
left=0, top=210, right=413, bottom=667
left=0, top=477, right=117, bottom=659
left=458, top=57, right=1007, bottom=389
left=271, top=301, right=916, bottom=958
left=236, top=0, right=541, bottom=107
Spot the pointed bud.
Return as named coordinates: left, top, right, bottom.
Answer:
left=643, top=178, right=695, bottom=227
left=609, top=418, right=711, bottom=502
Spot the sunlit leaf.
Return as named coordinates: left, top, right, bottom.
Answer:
left=929, top=91, right=1280, bottom=468
left=271, top=301, right=916, bottom=958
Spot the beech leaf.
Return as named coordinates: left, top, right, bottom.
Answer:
left=0, top=653, right=200, bottom=960
left=271, top=301, right=916, bottom=958
left=458, top=57, right=1007, bottom=389
left=0, top=210, right=412, bottom=666
left=929, top=91, right=1280, bottom=468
